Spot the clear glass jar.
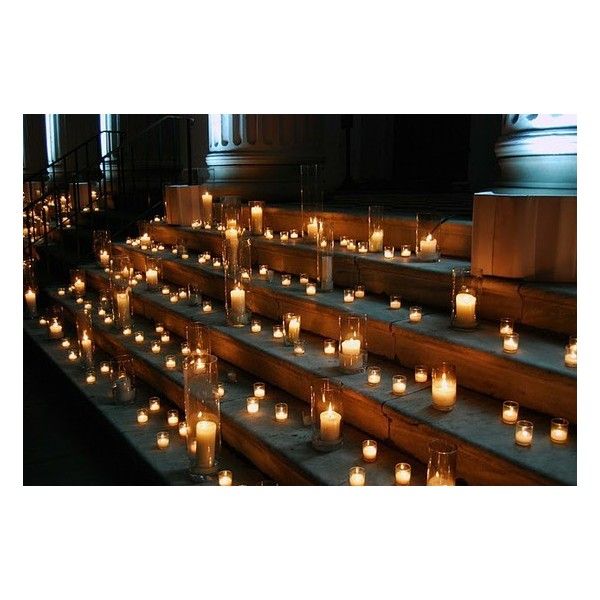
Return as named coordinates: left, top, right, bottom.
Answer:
left=113, top=278, right=132, bottom=329
left=70, top=268, right=86, bottom=297
left=111, top=355, right=136, bottom=405
left=564, top=336, right=577, bottom=368
left=338, top=314, right=367, bottom=373
left=368, top=205, right=384, bottom=252
left=144, top=256, right=161, bottom=291
left=395, top=463, right=411, bottom=485
left=426, top=440, right=457, bottom=485
left=415, top=212, right=442, bottom=262
left=248, top=200, right=265, bottom=235
left=92, top=230, right=111, bottom=268
left=451, top=268, right=482, bottom=330
left=431, top=363, right=457, bottom=411
left=283, top=313, right=301, bottom=346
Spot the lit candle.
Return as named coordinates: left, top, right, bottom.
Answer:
left=341, top=338, right=361, bottom=357
left=100, top=250, right=109, bottom=266
left=149, top=397, right=161, bottom=412
left=348, top=467, right=365, bottom=486
left=218, top=470, right=233, bottom=486
left=281, top=275, right=291, bottom=286
left=362, top=440, right=378, bottom=462
left=454, top=292, right=477, bottom=327
left=392, top=375, right=407, bottom=395
left=157, top=431, right=170, bottom=450
left=61, top=338, right=70, bottom=348
left=290, top=230, right=299, bottom=239
left=123, top=326, right=132, bottom=336
left=307, top=218, right=318, bottom=238
left=170, top=293, right=179, bottom=304
left=415, top=366, right=428, bottom=383
left=306, top=283, right=316, bottom=296
left=409, top=307, right=422, bottom=322
left=419, top=234, right=437, bottom=258
left=340, top=237, right=348, bottom=247
left=293, top=341, right=305, bottom=355
left=264, top=228, right=274, bottom=240
left=76, top=297, right=84, bottom=304
left=213, top=259, right=221, bottom=268
left=73, top=278, right=85, bottom=295
left=431, top=372, right=456, bottom=410
left=86, top=372, right=96, bottom=384
left=502, top=401, right=519, bottom=424
left=165, top=356, right=177, bottom=370
left=167, top=410, right=179, bottom=427
left=384, top=246, right=394, bottom=259
left=251, top=320, right=262, bottom=333
left=503, top=334, right=519, bottom=354
left=427, top=472, right=454, bottom=486
left=230, top=286, right=246, bottom=318
left=39, top=316, right=48, bottom=325
left=275, top=403, right=288, bottom=422
left=178, top=421, right=188, bottom=437
left=515, top=420, right=533, bottom=446
left=25, top=288, right=37, bottom=315
left=217, top=383, right=225, bottom=398
left=390, top=296, right=401, bottom=309
left=181, top=343, right=191, bottom=356
left=299, top=274, right=309, bottom=284
left=369, top=229, right=384, bottom=252
left=343, top=289, right=355, bottom=303
left=259, top=265, right=268, bottom=276
left=100, top=362, right=111, bottom=374
left=346, top=240, right=356, bottom=251
left=179, top=289, right=187, bottom=299
left=202, top=191, right=213, bottom=223
left=49, top=321, right=63, bottom=339
left=116, top=292, right=130, bottom=321
left=247, top=397, right=259, bottom=414
left=251, top=204, right=263, bottom=233
left=146, top=268, right=158, bottom=286
left=57, top=288, right=66, bottom=296
left=395, top=463, right=411, bottom=485
left=354, top=286, right=365, bottom=299
left=367, top=367, right=381, bottom=386
left=323, top=339, right=336, bottom=355
left=202, top=301, right=212, bottom=313
left=81, top=332, right=93, bottom=362
left=550, top=418, right=569, bottom=444
left=287, top=317, right=300, bottom=342
left=253, top=383, right=265, bottom=398
left=358, top=241, right=368, bottom=254
left=564, top=338, right=577, bottom=367
left=137, top=409, right=149, bottom=424
left=161, top=286, right=170, bottom=295
left=499, top=318, right=514, bottom=335
left=140, top=233, right=151, bottom=246
left=272, top=326, right=284, bottom=339
left=68, top=350, right=78, bottom=361
left=134, top=332, right=144, bottom=343
left=320, top=404, right=341, bottom=442
left=400, top=245, right=411, bottom=257
left=151, top=341, right=161, bottom=354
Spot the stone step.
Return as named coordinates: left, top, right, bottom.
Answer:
left=45, top=290, right=426, bottom=486
left=144, top=222, right=577, bottom=336
left=23, top=319, right=267, bottom=486
left=110, top=246, right=577, bottom=424
left=72, top=268, right=575, bottom=485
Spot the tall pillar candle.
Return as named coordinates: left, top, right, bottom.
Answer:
left=202, top=191, right=213, bottom=224
left=196, top=420, right=217, bottom=470
left=454, top=292, right=477, bottom=327
left=25, top=289, right=37, bottom=316
left=250, top=205, right=263, bottom=234
left=230, top=286, right=246, bottom=319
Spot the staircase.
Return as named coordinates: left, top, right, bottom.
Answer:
left=23, top=203, right=577, bottom=486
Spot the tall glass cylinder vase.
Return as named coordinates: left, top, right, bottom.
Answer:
left=426, top=440, right=458, bottom=486
left=111, top=355, right=136, bottom=405
left=186, top=322, right=211, bottom=356
left=338, top=314, right=367, bottom=373
left=144, top=256, right=161, bottom=292
left=70, top=268, right=86, bottom=298
left=283, top=313, right=301, bottom=346
left=111, top=255, right=132, bottom=286
left=113, top=279, right=132, bottom=329
left=222, top=197, right=241, bottom=229
left=311, top=378, right=343, bottom=451
left=415, top=212, right=442, bottom=262
left=451, top=268, right=482, bottom=330
left=300, top=164, right=323, bottom=238
left=248, top=201, right=265, bottom=235
left=76, top=309, right=95, bottom=368
left=317, top=221, right=334, bottom=292
left=183, top=354, right=220, bottom=480
left=137, top=220, right=152, bottom=249
left=93, top=230, right=112, bottom=268
left=224, top=234, right=251, bottom=327
left=368, top=205, right=384, bottom=252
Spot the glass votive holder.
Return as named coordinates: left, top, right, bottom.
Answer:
left=178, top=287, right=188, bottom=300
left=392, top=374, right=407, bottom=395
left=409, top=306, right=422, bottom=323
left=212, top=258, right=222, bottom=268
left=165, top=355, right=177, bottom=370
left=390, top=295, right=402, bottom=309
left=499, top=317, right=514, bottom=336
left=400, top=244, right=411, bottom=257
left=136, top=408, right=149, bottom=424
left=550, top=418, right=569, bottom=444
left=339, top=236, right=348, bottom=247
left=323, top=339, right=336, bottom=356
left=202, top=300, right=213, bottom=313
left=362, top=440, right=378, bottom=463
left=384, top=246, right=395, bottom=259
left=122, top=325, right=132, bottom=336
left=515, top=420, right=533, bottom=447
left=161, top=285, right=170, bottom=295
left=218, top=470, right=233, bottom=486
left=281, top=273, right=292, bottom=286
left=305, top=282, right=317, bottom=296
left=264, top=227, right=274, bottom=240
left=293, top=340, right=305, bottom=356
left=502, top=400, right=519, bottom=424
left=251, top=319, right=262, bottom=333
left=253, top=382, right=266, bottom=398
left=290, top=229, right=299, bottom=240
left=169, top=291, right=179, bottom=303
left=343, top=289, right=355, bottom=303
left=57, top=287, right=66, bottom=296
left=85, top=369, right=97, bottom=385
left=134, top=331, right=145, bottom=344
left=395, top=462, right=411, bottom=485
left=346, top=239, right=356, bottom=251
left=61, top=338, right=71, bottom=349
left=99, top=361, right=112, bottom=375
left=217, top=383, right=225, bottom=398
left=503, top=333, right=519, bottom=354
left=178, top=420, right=188, bottom=437
left=272, top=325, right=284, bottom=339
left=151, top=340, right=161, bottom=354
left=68, top=349, right=78, bottom=361
left=279, top=230, right=289, bottom=242
left=299, top=273, right=309, bottom=285
left=367, top=366, right=381, bottom=386
left=247, top=396, right=259, bottom=414
left=84, top=300, right=93, bottom=311
left=103, top=314, right=114, bottom=325
left=415, top=365, right=428, bottom=383
left=358, top=241, right=369, bottom=254
left=160, top=331, right=171, bottom=343
left=167, top=409, right=179, bottom=427
left=258, top=264, right=269, bottom=277
left=38, top=315, right=48, bottom=327
left=149, top=396, right=161, bottom=412
left=181, top=342, right=191, bottom=356
left=156, top=431, right=170, bottom=450
left=348, top=466, right=366, bottom=486
left=275, top=403, right=288, bottom=422
left=354, top=285, right=365, bottom=299
left=75, top=297, right=84, bottom=305
left=564, top=336, right=577, bottom=368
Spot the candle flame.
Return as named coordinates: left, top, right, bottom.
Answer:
left=82, top=331, right=89, bottom=341
left=426, top=233, right=433, bottom=241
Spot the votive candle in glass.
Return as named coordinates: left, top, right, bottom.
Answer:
left=259, top=265, right=268, bottom=277
left=431, top=363, right=457, bottom=411
left=217, top=383, right=225, bottom=398
left=499, top=317, right=514, bottom=336
left=346, top=239, right=356, bottom=251
left=202, top=300, right=213, bottom=313
left=134, top=331, right=144, bottom=344
left=149, top=396, right=161, bottom=412
left=61, top=338, right=71, bottom=349
left=323, top=339, right=336, bottom=355
left=409, top=306, right=422, bottom=322
left=362, top=440, right=378, bottom=462
left=178, top=420, right=188, bottom=437
left=253, top=382, right=266, bottom=398
left=354, top=285, right=365, bottom=299
left=137, top=408, right=149, bottom=424
left=85, top=370, right=96, bottom=384
left=218, top=470, right=233, bottom=486
left=339, top=236, right=348, bottom=247
left=502, top=401, right=519, bottom=424
left=167, top=410, right=179, bottom=427
left=515, top=420, right=533, bottom=447
left=343, top=289, right=355, bottom=303
left=57, top=287, right=66, bottom=296
left=348, top=466, right=366, bottom=486
left=281, top=274, right=292, bottom=286
left=247, top=396, right=259, bottom=414
left=290, top=229, right=299, bottom=240
left=212, top=258, right=222, bottom=268
left=169, top=291, right=179, bottom=304
left=395, top=462, right=411, bottom=485
left=99, top=361, right=111, bottom=375
left=415, top=366, right=428, bottom=383
left=384, top=246, right=394, bottom=259
left=123, top=326, right=132, bottom=336
left=400, top=245, right=411, bottom=257
left=299, top=273, right=309, bottom=285
left=272, top=325, right=284, bottom=339
left=275, top=403, right=288, bottom=422
left=564, top=336, right=577, bottom=368
left=155, top=322, right=165, bottom=334
left=503, top=333, right=519, bottom=354
left=68, top=349, right=78, bottom=361
left=550, top=418, right=569, bottom=444
left=181, top=342, right=191, bottom=356
left=392, top=375, right=407, bottom=395
left=251, top=319, right=262, bottom=333
left=165, top=355, right=177, bottom=370
left=367, top=366, right=381, bottom=386
left=358, top=241, right=368, bottom=254
left=178, top=287, right=188, bottom=300
left=160, top=331, right=171, bottom=343
left=293, top=340, right=305, bottom=356
left=264, top=228, right=274, bottom=240
left=279, top=231, right=289, bottom=242
left=156, top=431, right=170, bottom=450
left=151, top=340, right=161, bottom=354
left=161, top=285, right=170, bottom=295
left=390, top=295, right=401, bottom=309
left=306, top=282, right=317, bottom=296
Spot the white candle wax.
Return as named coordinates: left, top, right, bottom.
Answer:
left=100, top=364, right=110, bottom=374
left=49, top=323, right=63, bottom=338
left=264, top=229, right=274, bottom=239
left=273, top=328, right=284, bottom=339
left=259, top=267, right=268, bottom=276
left=427, top=473, right=454, bottom=486
left=151, top=343, right=161, bottom=354
left=219, top=473, right=233, bottom=486
left=167, top=414, right=179, bottom=426
left=419, top=236, right=437, bottom=257
left=343, top=293, right=354, bottom=303
left=390, top=299, right=401, bottom=309
left=400, top=247, right=411, bottom=257
left=564, top=352, right=577, bottom=367
left=362, top=444, right=377, bottom=461
left=349, top=472, right=365, bottom=486
left=281, top=277, right=291, bottom=286
left=320, top=407, right=341, bottom=442
left=137, top=413, right=148, bottom=424
left=306, top=284, right=316, bottom=296
left=202, top=192, right=213, bottom=222
left=415, top=371, right=428, bottom=383
left=149, top=399, right=161, bottom=412
left=135, top=333, right=144, bottom=343
left=230, top=287, right=246, bottom=317
left=384, top=248, right=394, bottom=259
left=254, top=386, right=265, bottom=398
left=251, top=323, right=261, bottom=333
left=166, top=358, right=176, bottom=370
left=341, top=338, right=361, bottom=356
left=432, top=375, right=456, bottom=408
left=247, top=399, right=259, bottom=414
left=346, top=241, right=356, bottom=251
left=86, top=373, right=96, bottom=384
left=551, top=428, right=568, bottom=443
left=500, top=324, right=513, bottom=335
left=393, top=381, right=407, bottom=394
left=354, top=288, right=365, bottom=299
left=368, top=373, right=381, bottom=385
left=157, top=436, right=169, bottom=449
left=369, top=229, right=384, bottom=252
left=515, top=429, right=532, bottom=446
left=502, top=407, right=519, bottom=424
left=409, top=312, right=422, bottom=322
left=116, top=292, right=129, bottom=320
left=68, top=350, right=78, bottom=361
left=287, top=318, right=300, bottom=342
left=324, top=343, right=336, bottom=355
left=203, top=303, right=212, bottom=313
left=307, top=219, right=318, bottom=238
left=395, top=469, right=411, bottom=485
left=146, top=268, right=158, bottom=286
left=455, top=293, right=477, bottom=327
left=275, top=406, right=288, bottom=422
left=503, top=337, right=519, bottom=353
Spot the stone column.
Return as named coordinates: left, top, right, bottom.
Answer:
left=205, top=114, right=324, bottom=201
left=471, top=114, right=576, bottom=282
